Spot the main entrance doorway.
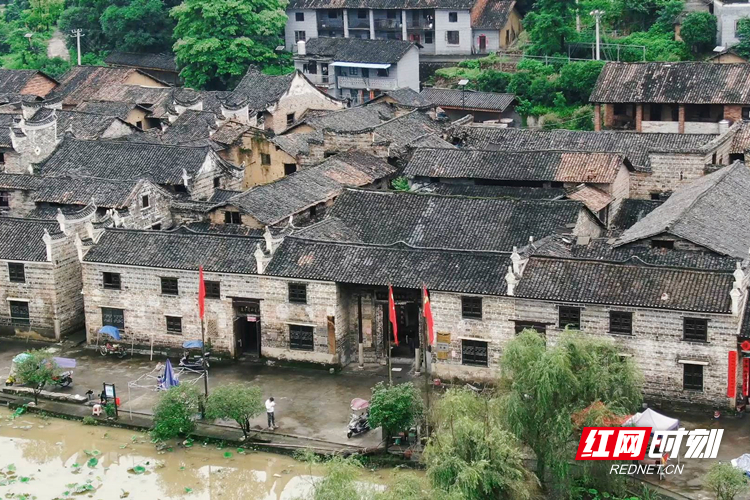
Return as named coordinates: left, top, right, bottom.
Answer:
left=378, top=288, right=421, bottom=359
left=233, top=298, right=261, bottom=357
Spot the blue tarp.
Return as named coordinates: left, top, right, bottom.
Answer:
left=182, top=340, right=203, bottom=349
left=12, top=353, right=32, bottom=364
left=99, top=326, right=121, bottom=340
left=159, top=359, right=179, bottom=391
left=52, top=357, right=76, bottom=369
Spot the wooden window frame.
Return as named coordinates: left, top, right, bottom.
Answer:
left=288, top=283, right=307, bottom=304
left=166, top=316, right=183, bottom=334
left=461, top=339, right=488, bottom=366
left=558, top=306, right=581, bottom=329
left=9, top=300, right=29, bottom=326
left=8, top=262, right=25, bottom=283
left=205, top=280, right=221, bottom=299
left=161, top=277, right=179, bottom=296
left=101, top=307, right=124, bottom=330
left=102, top=272, right=121, bottom=290
left=683, top=363, right=703, bottom=391
left=609, top=311, right=633, bottom=335
left=461, top=296, right=482, bottom=319
left=290, top=324, right=314, bottom=351
left=683, top=317, right=708, bottom=343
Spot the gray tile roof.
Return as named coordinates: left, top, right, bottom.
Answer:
left=86, top=84, right=174, bottom=119
left=210, top=121, right=258, bottom=146
left=0, top=114, right=15, bottom=148
left=372, top=110, right=451, bottom=151
left=303, top=188, right=592, bottom=251
left=590, top=62, right=750, bottom=104
left=405, top=148, right=631, bottom=183
left=303, top=37, right=414, bottom=64
left=31, top=177, right=161, bottom=209
left=421, top=87, right=516, bottom=112
left=454, top=126, right=717, bottom=171
left=227, top=151, right=396, bottom=224
left=0, top=173, right=44, bottom=191
left=415, top=183, right=567, bottom=200
left=617, top=161, right=750, bottom=258
left=159, top=110, right=220, bottom=146
left=0, top=69, right=56, bottom=95
left=0, top=217, right=61, bottom=262
left=292, top=103, right=395, bottom=133
left=223, top=67, right=295, bottom=110
left=83, top=227, right=262, bottom=273
left=266, top=238, right=511, bottom=295
left=55, top=110, right=134, bottom=140
left=185, top=222, right=263, bottom=236
left=209, top=189, right=242, bottom=203
left=372, top=88, right=434, bottom=109
left=105, top=52, right=177, bottom=72
left=470, top=0, right=515, bottom=29
left=75, top=101, right=140, bottom=120
left=50, top=66, right=167, bottom=107
left=36, top=137, right=220, bottom=186
left=730, top=121, right=750, bottom=154
left=287, top=0, right=475, bottom=9
left=611, top=199, right=663, bottom=231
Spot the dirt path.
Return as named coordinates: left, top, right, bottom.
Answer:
left=47, top=29, right=70, bottom=61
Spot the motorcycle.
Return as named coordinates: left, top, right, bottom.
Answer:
left=347, top=398, right=371, bottom=439
left=99, top=342, right=127, bottom=358
left=6, top=353, right=75, bottom=388
left=179, top=340, right=210, bottom=373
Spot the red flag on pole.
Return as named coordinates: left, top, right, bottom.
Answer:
left=198, top=266, right=206, bottom=319
left=388, top=285, right=399, bottom=346
left=423, top=287, right=434, bottom=345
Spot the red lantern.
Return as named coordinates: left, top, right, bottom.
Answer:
left=742, top=340, right=750, bottom=352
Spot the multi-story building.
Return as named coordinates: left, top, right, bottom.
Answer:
left=714, top=0, right=750, bottom=49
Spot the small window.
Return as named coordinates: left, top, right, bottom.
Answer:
left=0, top=191, right=9, bottom=208
left=461, top=339, right=488, bottom=366
left=309, top=205, right=317, bottom=217
left=349, top=67, right=359, bottom=76
left=261, top=153, right=271, bottom=165
left=8, top=263, right=25, bottom=283
left=447, top=31, right=460, bottom=45
left=102, top=307, right=124, bottom=330
left=609, top=311, right=632, bottom=335
left=151, top=223, right=162, bottom=230
left=9, top=301, right=29, bottom=326
left=290, top=324, right=314, bottom=351
left=166, top=316, right=182, bottom=334
left=683, top=364, right=703, bottom=391
left=306, top=61, right=317, bottom=74
left=161, top=277, right=179, bottom=296
left=683, top=317, right=708, bottom=342
left=289, top=283, right=307, bottom=304
left=224, top=211, right=241, bottom=224
left=559, top=306, right=580, bottom=329
left=651, top=240, right=674, bottom=249
left=213, top=177, right=221, bottom=188
left=357, top=9, right=367, bottom=18
left=295, top=12, right=304, bottom=21
left=742, top=107, right=750, bottom=120
left=287, top=113, right=295, bottom=126
left=461, top=296, right=482, bottom=319
left=284, top=163, right=297, bottom=175
left=425, top=31, right=433, bottom=44
left=0, top=152, right=5, bottom=164
left=514, top=321, right=547, bottom=335
left=377, top=68, right=389, bottom=77
left=205, top=280, right=221, bottom=299
left=295, top=30, right=306, bottom=43
left=102, top=272, right=121, bottom=290
left=448, top=11, right=458, bottom=22
left=362, top=68, right=370, bottom=78
left=141, top=195, right=149, bottom=208
left=650, top=193, right=661, bottom=200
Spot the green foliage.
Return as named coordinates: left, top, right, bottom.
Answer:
left=151, top=384, right=202, bottom=441
left=524, top=11, right=573, bottom=56
left=204, top=384, right=264, bottom=438
left=171, top=0, right=288, bottom=90
left=680, top=12, right=717, bottom=54
left=14, top=349, right=60, bottom=404
left=476, top=69, right=511, bottom=93
left=705, top=463, right=749, bottom=500
left=557, top=61, right=606, bottom=105
left=368, top=382, right=423, bottom=445
left=735, top=18, right=750, bottom=60
left=309, top=456, right=366, bottom=500
left=499, top=330, right=643, bottom=495
left=82, top=416, right=98, bottom=426
left=541, top=105, right=595, bottom=131
left=391, top=177, right=410, bottom=192
left=100, top=0, right=174, bottom=53
left=616, top=29, right=689, bottom=61
left=57, top=0, right=111, bottom=54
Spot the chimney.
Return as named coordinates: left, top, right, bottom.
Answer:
left=505, top=266, right=518, bottom=296
left=297, top=40, right=306, bottom=55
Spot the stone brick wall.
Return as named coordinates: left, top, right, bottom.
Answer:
left=50, top=233, right=83, bottom=335
left=266, top=74, right=344, bottom=134
left=0, top=189, right=36, bottom=217
left=631, top=153, right=706, bottom=198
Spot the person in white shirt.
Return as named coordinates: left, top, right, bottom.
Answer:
left=265, top=397, right=277, bottom=429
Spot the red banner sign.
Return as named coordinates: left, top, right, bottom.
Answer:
left=743, top=358, right=750, bottom=397
left=728, top=351, right=737, bottom=399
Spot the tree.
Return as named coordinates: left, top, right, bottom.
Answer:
left=556, top=61, right=605, bottom=105
left=171, top=0, right=288, bottom=89
left=13, top=349, right=60, bottom=405
left=734, top=18, right=750, bottom=60
left=204, top=384, right=263, bottom=439
left=680, top=12, right=717, bottom=54
left=476, top=69, right=511, bottom=93
left=424, top=388, right=535, bottom=500
left=499, top=330, right=643, bottom=495
left=368, top=382, right=423, bottom=450
left=57, top=0, right=110, bottom=54
left=151, top=384, right=202, bottom=441
left=101, top=0, right=174, bottom=53
left=705, top=463, right=749, bottom=500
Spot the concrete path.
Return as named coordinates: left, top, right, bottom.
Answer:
left=47, top=29, right=70, bottom=61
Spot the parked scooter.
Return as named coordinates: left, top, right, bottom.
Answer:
left=100, top=342, right=127, bottom=358
left=179, top=340, right=210, bottom=373
left=347, top=398, right=371, bottom=439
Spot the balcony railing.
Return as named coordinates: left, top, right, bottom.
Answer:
left=318, top=19, right=344, bottom=29
left=348, top=18, right=370, bottom=28
left=338, top=76, right=398, bottom=90
left=374, top=18, right=402, bottom=30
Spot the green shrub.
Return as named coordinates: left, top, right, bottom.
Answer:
left=151, top=385, right=202, bottom=441
left=82, top=416, right=98, bottom=426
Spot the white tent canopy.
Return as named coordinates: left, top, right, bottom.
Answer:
left=623, top=408, right=679, bottom=431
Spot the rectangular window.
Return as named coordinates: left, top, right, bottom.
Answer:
left=683, top=364, right=703, bottom=391
left=289, top=283, right=307, bottom=304
left=743, top=107, right=750, bottom=120
left=461, top=296, right=482, bottom=319
left=461, top=339, right=488, bottom=366
left=514, top=321, right=547, bottom=335
left=651, top=240, right=674, bottom=249
left=349, top=67, right=359, bottom=76
left=683, top=317, right=708, bottom=342
left=425, top=31, right=433, bottom=44
left=141, top=195, right=149, bottom=208
left=287, top=113, right=295, bottom=126
left=362, top=68, right=369, bottom=78
left=0, top=191, right=9, bottom=208
left=295, top=30, right=306, bottom=43
left=307, top=61, right=317, bottom=74
left=151, top=223, right=162, bottom=230
left=377, top=68, right=389, bottom=77
left=8, top=263, right=25, bottom=283
left=448, top=11, right=458, bottom=22
left=357, top=9, right=367, bottom=18
left=558, top=306, right=580, bottom=329
left=609, top=311, right=633, bottom=335
left=224, top=211, right=241, bottom=224
left=161, top=277, right=179, bottom=296
left=447, top=31, right=460, bottom=45
left=295, top=12, right=304, bottom=21
left=213, top=177, right=221, bottom=188
left=0, top=152, right=5, bottom=164
left=9, top=301, right=29, bottom=326
left=290, top=324, right=314, bottom=351
left=166, top=316, right=182, bottom=334
left=101, top=307, right=124, bottom=330
left=284, top=163, right=297, bottom=175
left=261, top=153, right=271, bottom=165
left=102, top=272, right=121, bottom=290
left=205, top=280, right=220, bottom=299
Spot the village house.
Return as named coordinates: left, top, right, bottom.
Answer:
left=713, top=0, right=750, bottom=49
left=707, top=47, right=749, bottom=64
left=0, top=69, right=58, bottom=99
left=366, top=87, right=436, bottom=110
left=590, top=62, right=750, bottom=134
left=105, top=52, right=180, bottom=86
left=75, top=101, right=160, bottom=130
left=294, top=37, right=420, bottom=104
left=0, top=216, right=83, bottom=340
left=421, top=87, right=518, bottom=124
left=403, top=148, right=633, bottom=224
left=283, top=0, right=522, bottom=56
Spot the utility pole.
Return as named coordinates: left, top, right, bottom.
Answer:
left=70, top=29, right=84, bottom=65
left=575, top=0, right=581, bottom=33
left=590, top=10, right=604, bottom=61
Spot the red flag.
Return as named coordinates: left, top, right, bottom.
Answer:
left=198, top=266, right=206, bottom=319
left=388, top=285, right=399, bottom=346
left=423, top=287, right=434, bottom=345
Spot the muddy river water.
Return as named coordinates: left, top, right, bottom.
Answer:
left=0, top=407, right=398, bottom=499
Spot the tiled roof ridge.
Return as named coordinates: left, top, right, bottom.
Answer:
left=60, top=136, right=213, bottom=151
left=528, top=253, right=736, bottom=275
left=340, top=186, right=587, bottom=205
left=101, top=225, right=264, bottom=241
left=0, top=215, right=59, bottom=225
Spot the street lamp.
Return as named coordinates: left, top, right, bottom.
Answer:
left=590, top=10, right=605, bottom=61
left=458, top=78, right=469, bottom=110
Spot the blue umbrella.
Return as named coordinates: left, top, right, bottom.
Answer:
left=161, top=358, right=179, bottom=390
left=182, top=340, right=203, bottom=349
left=99, top=326, right=121, bottom=340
